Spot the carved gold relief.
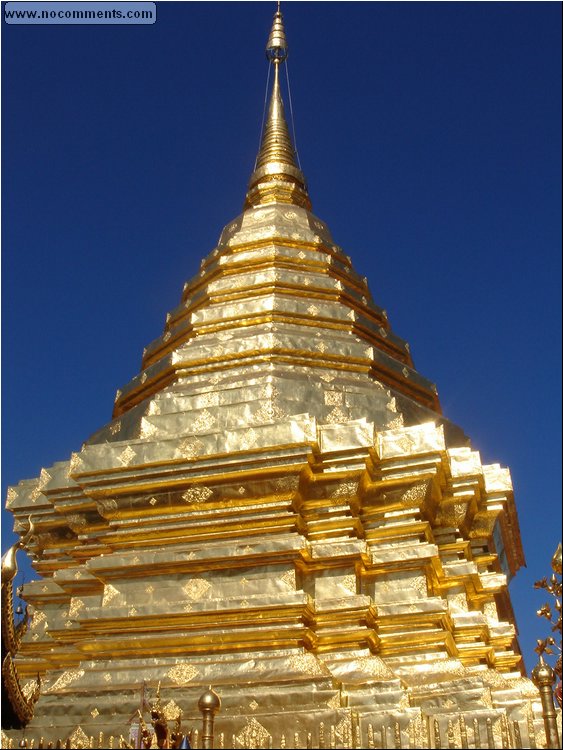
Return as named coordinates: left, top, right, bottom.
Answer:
left=199, top=392, right=220, bottom=407
left=324, top=391, right=343, bottom=406
left=47, top=669, right=85, bottom=692
left=335, top=716, right=353, bottom=747
left=163, top=699, right=182, bottom=721
left=182, top=486, right=213, bottom=503
left=183, top=578, right=211, bottom=600
left=179, top=438, right=204, bottom=459
left=356, top=656, right=394, bottom=679
left=68, top=726, right=89, bottom=749
left=325, top=406, right=348, bottom=424
left=326, top=694, right=340, bottom=710
left=330, top=481, right=358, bottom=498
left=288, top=652, right=326, bottom=676
left=29, top=486, right=42, bottom=502
left=140, top=419, right=158, bottom=438
left=5, top=487, right=17, bottom=507
left=192, top=410, right=216, bottom=433
left=102, top=584, right=119, bottom=607
left=275, top=477, right=299, bottom=492
left=254, top=400, right=286, bottom=422
left=31, top=611, right=47, bottom=629
left=118, top=446, right=136, bottom=466
left=280, top=570, right=296, bottom=589
left=236, top=718, right=271, bottom=749
left=21, top=681, right=39, bottom=701
left=167, top=663, right=199, bottom=685
left=68, top=598, right=84, bottom=618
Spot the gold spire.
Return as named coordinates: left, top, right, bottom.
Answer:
left=245, top=7, right=310, bottom=210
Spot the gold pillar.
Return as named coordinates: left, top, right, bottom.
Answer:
left=531, top=656, right=560, bottom=749
left=198, top=687, right=221, bottom=750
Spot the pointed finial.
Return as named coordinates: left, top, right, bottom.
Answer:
left=266, top=6, right=288, bottom=62
left=551, top=542, right=562, bottom=574
left=245, top=7, right=310, bottom=210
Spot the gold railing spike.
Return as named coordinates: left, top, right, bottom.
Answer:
left=459, top=715, right=468, bottom=749
left=433, top=719, right=442, bottom=750
left=394, top=720, right=401, bottom=749
left=473, top=718, right=481, bottom=749
left=426, top=718, right=431, bottom=749
left=486, top=717, right=495, bottom=749
left=501, top=714, right=510, bottom=749
left=447, top=719, right=455, bottom=749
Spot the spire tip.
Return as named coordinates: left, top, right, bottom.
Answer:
left=245, top=6, right=310, bottom=210
left=266, top=5, right=288, bottom=62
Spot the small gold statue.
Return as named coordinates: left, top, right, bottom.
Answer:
left=149, top=683, right=170, bottom=749
left=169, top=710, right=184, bottom=749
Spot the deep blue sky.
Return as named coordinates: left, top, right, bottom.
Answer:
left=2, top=2, right=561, bottom=675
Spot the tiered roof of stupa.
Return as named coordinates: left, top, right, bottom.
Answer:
left=2, top=8, right=535, bottom=750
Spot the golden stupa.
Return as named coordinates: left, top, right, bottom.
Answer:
left=2, top=7, right=548, bottom=749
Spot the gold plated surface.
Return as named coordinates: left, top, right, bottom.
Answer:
left=2, top=6, right=540, bottom=749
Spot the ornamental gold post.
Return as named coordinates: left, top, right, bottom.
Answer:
left=531, top=657, right=560, bottom=749
left=532, top=542, right=562, bottom=749
left=198, top=687, right=221, bottom=750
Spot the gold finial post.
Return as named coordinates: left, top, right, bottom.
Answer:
left=531, top=656, right=560, bottom=748
left=198, top=687, right=221, bottom=750
left=532, top=542, right=562, bottom=748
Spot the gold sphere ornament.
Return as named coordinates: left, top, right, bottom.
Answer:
left=198, top=686, right=221, bottom=714
left=531, top=656, right=556, bottom=688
